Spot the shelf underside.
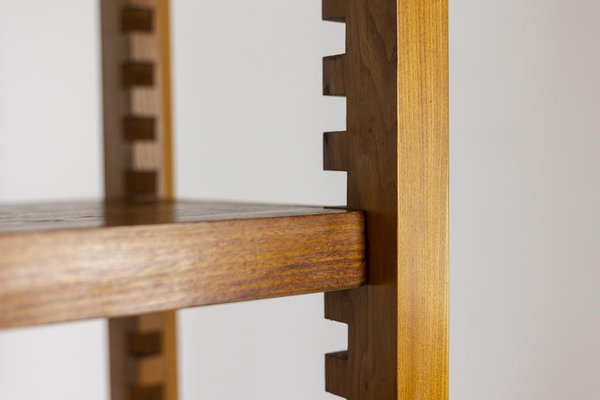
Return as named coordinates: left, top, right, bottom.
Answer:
left=0, top=200, right=365, bottom=329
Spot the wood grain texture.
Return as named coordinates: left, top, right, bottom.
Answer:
left=0, top=200, right=366, bottom=329
left=323, top=0, right=346, bottom=22
left=0, top=200, right=355, bottom=232
left=156, top=0, right=174, bottom=197
left=323, top=131, right=349, bottom=171
left=397, top=2, right=449, bottom=398
left=323, top=0, right=448, bottom=398
left=101, top=1, right=176, bottom=398
left=323, top=54, right=347, bottom=96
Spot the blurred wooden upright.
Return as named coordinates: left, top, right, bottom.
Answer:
left=100, top=0, right=177, bottom=399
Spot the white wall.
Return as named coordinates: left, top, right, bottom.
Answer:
left=451, top=1, right=600, bottom=399
left=0, top=1, right=107, bottom=400
left=1, top=0, right=599, bottom=399
left=171, top=1, right=347, bottom=399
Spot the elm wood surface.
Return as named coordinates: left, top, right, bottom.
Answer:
left=322, top=0, right=449, bottom=398
left=0, top=200, right=366, bottom=329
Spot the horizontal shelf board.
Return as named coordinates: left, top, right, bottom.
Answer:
left=0, top=200, right=365, bottom=329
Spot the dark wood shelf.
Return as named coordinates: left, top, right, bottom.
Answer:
left=0, top=200, right=365, bottom=329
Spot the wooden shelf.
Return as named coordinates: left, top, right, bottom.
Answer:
left=0, top=200, right=365, bottom=329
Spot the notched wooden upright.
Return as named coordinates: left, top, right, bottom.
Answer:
left=102, top=0, right=173, bottom=201
left=101, top=0, right=177, bottom=399
left=323, top=0, right=448, bottom=399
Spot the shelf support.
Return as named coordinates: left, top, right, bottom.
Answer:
left=323, top=0, right=449, bottom=398
left=100, top=0, right=177, bottom=399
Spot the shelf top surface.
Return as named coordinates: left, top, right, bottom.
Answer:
left=0, top=199, right=348, bottom=234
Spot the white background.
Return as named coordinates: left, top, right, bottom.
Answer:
left=0, top=0, right=599, bottom=399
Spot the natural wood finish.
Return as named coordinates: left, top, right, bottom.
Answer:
left=323, top=0, right=346, bottom=22
left=0, top=201, right=359, bottom=232
left=156, top=0, right=174, bottom=198
left=134, top=310, right=177, bottom=397
left=124, top=116, right=156, bottom=141
left=102, top=0, right=173, bottom=201
left=323, top=131, right=349, bottom=171
left=129, top=331, right=162, bottom=355
left=112, top=311, right=176, bottom=400
left=155, top=311, right=177, bottom=400
left=138, top=355, right=164, bottom=385
left=101, top=0, right=129, bottom=200
left=130, top=385, right=163, bottom=400
left=124, top=170, right=158, bottom=196
left=122, top=7, right=154, bottom=32
left=325, top=350, right=350, bottom=397
left=0, top=200, right=366, bottom=329
left=323, top=54, right=346, bottom=96
left=129, top=2, right=177, bottom=396
left=323, top=0, right=448, bottom=398
left=122, top=62, right=155, bottom=87
left=101, top=0, right=176, bottom=398
left=396, top=2, right=448, bottom=397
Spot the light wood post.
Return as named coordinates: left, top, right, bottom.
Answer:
left=100, top=0, right=178, bottom=399
left=323, top=0, right=449, bottom=398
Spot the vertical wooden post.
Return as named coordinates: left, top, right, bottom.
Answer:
left=100, top=0, right=178, bottom=399
left=323, top=0, right=448, bottom=398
